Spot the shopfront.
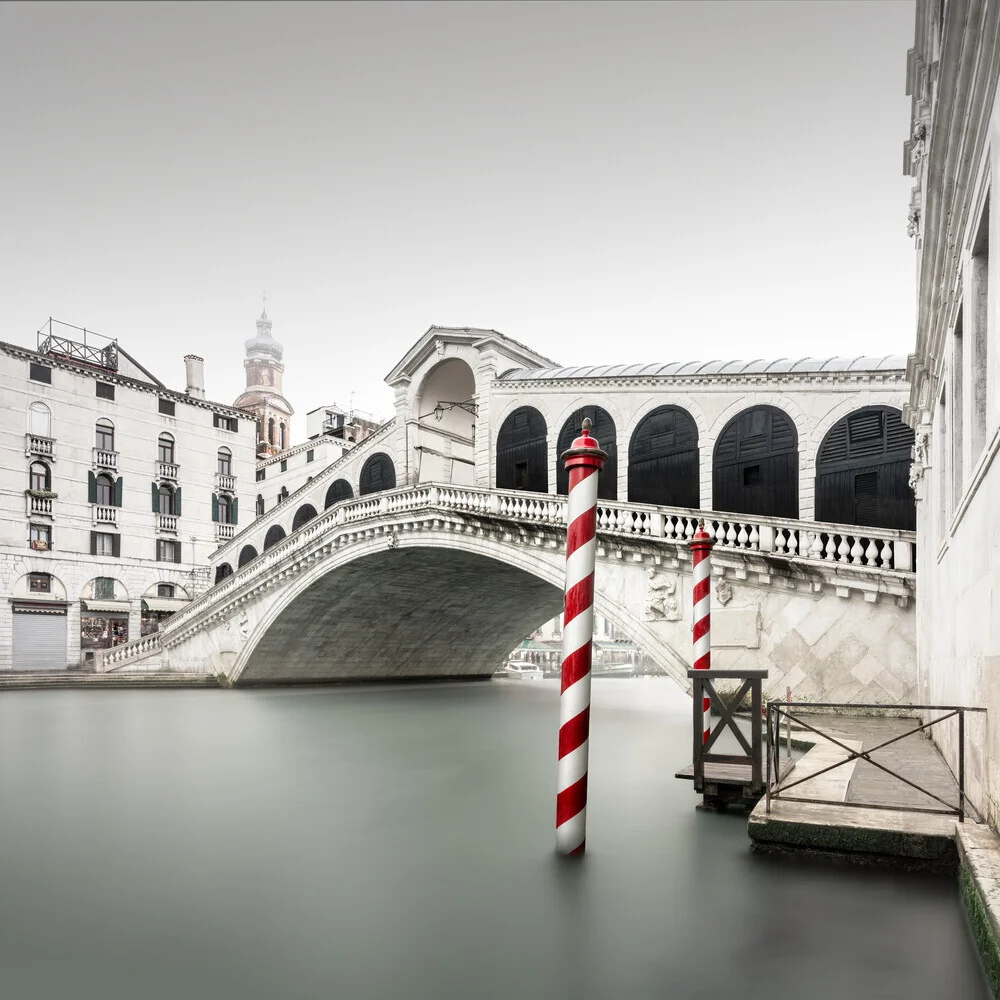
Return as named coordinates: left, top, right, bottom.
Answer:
left=80, top=600, right=130, bottom=654
left=12, top=601, right=68, bottom=670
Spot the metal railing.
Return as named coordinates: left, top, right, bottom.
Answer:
left=765, top=702, right=987, bottom=822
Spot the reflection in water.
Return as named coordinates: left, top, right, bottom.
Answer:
left=0, top=679, right=988, bottom=999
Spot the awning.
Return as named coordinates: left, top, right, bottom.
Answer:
left=12, top=601, right=67, bottom=615
left=81, top=600, right=131, bottom=613
left=141, top=598, right=191, bottom=613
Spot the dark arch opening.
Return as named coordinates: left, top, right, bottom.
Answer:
left=713, top=405, right=798, bottom=518
left=815, top=406, right=915, bottom=530
left=263, top=524, right=286, bottom=551
left=359, top=454, right=396, bottom=496
left=238, top=544, right=258, bottom=568
left=628, top=405, right=700, bottom=508
left=556, top=406, right=617, bottom=500
left=325, top=479, right=354, bottom=509
left=495, top=406, right=548, bottom=493
left=214, top=563, right=233, bottom=584
left=292, top=503, right=318, bottom=531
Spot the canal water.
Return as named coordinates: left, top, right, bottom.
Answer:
left=0, top=679, right=988, bottom=999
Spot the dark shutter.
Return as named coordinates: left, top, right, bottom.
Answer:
left=496, top=407, right=548, bottom=493
left=211, top=493, right=219, bottom=522
left=90, top=531, right=97, bottom=555
left=113, top=476, right=123, bottom=507
left=151, top=482, right=159, bottom=512
left=173, top=542, right=182, bottom=564
left=556, top=406, right=617, bottom=500
left=112, top=533, right=121, bottom=558
left=174, top=487, right=182, bottom=517
left=231, top=497, right=239, bottom=525
left=88, top=471, right=97, bottom=505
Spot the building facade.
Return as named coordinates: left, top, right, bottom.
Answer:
left=904, top=0, right=1000, bottom=822
left=0, top=321, right=257, bottom=669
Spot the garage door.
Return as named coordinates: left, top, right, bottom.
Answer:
left=12, top=606, right=67, bottom=670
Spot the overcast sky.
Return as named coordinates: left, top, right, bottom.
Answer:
left=1, top=1, right=915, bottom=434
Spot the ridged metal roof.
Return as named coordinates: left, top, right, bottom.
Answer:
left=497, top=356, right=908, bottom=381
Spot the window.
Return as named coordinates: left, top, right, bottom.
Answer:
left=28, top=401, right=51, bottom=437
left=515, top=461, right=528, bottom=489
left=306, top=449, right=315, bottom=463
left=28, top=573, right=51, bottom=593
left=95, top=419, right=115, bottom=452
left=217, top=494, right=233, bottom=524
left=158, top=433, right=174, bottom=464
left=158, top=484, right=176, bottom=515
left=29, top=461, right=50, bottom=491
left=217, top=448, right=232, bottom=476
left=268, top=418, right=275, bottom=445
left=256, top=468, right=265, bottom=482
left=278, top=487, right=289, bottom=503
left=94, top=577, right=115, bottom=600
left=95, top=474, right=114, bottom=506
left=158, top=398, right=175, bottom=416
left=213, top=413, right=239, bottom=432
left=29, top=363, right=51, bottom=384
left=30, top=524, right=51, bottom=549
left=157, top=583, right=175, bottom=598
left=280, top=459, right=287, bottom=472
left=280, top=423, right=287, bottom=449
left=256, top=494, right=265, bottom=516
left=970, top=194, right=990, bottom=458
left=96, top=382, right=115, bottom=400
left=743, top=465, right=761, bottom=487
left=157, top=539, right=181, bottom=563
left=91, top=531, right=119, bottom=557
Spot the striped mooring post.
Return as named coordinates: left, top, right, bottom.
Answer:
left=556, top=417, right=607, bottom=857
left=690, top=519, right=714, bottom=744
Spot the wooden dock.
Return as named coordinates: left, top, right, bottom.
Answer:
left=676, top=758, right=793, bottom=811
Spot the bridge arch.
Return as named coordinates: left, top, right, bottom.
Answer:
left=359, top=453, right=397, bottom=495
left=815, top=406, right=915, bottom=530
left=263, top=524, right=286, bottom=551
left=215, top=563, right=233, bottom=584
left=495, top=405, right=548, bottom=492
left=713, top=404, right=799, bottom=518
left=238, top=544, right=258, bottom=568
left=555, top=406, right=618, bottom=500
left=627, top=404, right=700, bottom=508
left=325, top=479, right=354, bottom=509
left=415, top=358, right=477, bottom=439
left=292, top=503, right=318, bottom=531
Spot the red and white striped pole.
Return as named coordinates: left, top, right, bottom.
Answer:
left=556, top=417, right=607, bottom=857
left=690, top=519, right=714, bottom=744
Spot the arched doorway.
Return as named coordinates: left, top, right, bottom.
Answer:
left=292, top=503, right=318, bottom=530
left=713, top=405, right=798, bottom=518
left=359, top=454, right=396, bottom=495
left=263, top=524, right=286, bottom=550
left=627, top=406, right=700, bottom=508
left=495, top=407, right=548, bottom=493
left=215, top=563, right=233, bottom=584
left=815, top=406, right=915, bottom=529
left=325, top=479, right=354, bottom=508
left=238, top=544, right=258, bottom=567
left=556, top=406, right=617, bottom=500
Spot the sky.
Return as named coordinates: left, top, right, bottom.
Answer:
left=0, top=1, right=916, bottom=436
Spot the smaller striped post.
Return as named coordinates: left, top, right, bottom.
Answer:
left=690, top=519, right=714, bottom=744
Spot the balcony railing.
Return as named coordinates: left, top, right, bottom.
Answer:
left=157, top=461, right=179, bottom=481
left=26, top=434, right=54, bottom=458
left=26, top=494, right=54, bottom=516
left=216, top=523, right=236, bottom=542
left=93, top=505, right=118, bottom=526
left=158, top=514, right=178, bottom=532
left=93, top=448, right=118, bottom=470
left=216, top=473, right=237, bottom=492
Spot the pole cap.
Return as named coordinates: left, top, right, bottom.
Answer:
left=561, top=417, right=608, bottom=471
left=690, top=517, right=714, bottom=551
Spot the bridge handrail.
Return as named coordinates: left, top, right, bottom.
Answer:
left=102, top=484, right=916, bottom=669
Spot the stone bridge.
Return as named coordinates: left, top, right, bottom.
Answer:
left=99, top=485, right=918, bottom=705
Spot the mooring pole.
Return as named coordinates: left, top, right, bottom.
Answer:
left=556, top=417, right=607, bottom=857
left=690, top=520, right=714, bottom=744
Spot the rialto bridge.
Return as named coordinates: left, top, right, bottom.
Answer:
left=97, top=326, right=920, bottom=704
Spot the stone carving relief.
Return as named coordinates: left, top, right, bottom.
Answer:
left=908, top=428, right=930, bottom=493
left=238, top=609, right=250, bottom=642
left=715, top=578, right=733, bottom=606
left=906, top=207, right=920, bottom=240
left=387, top=530, right=398, bottom=550
left=644, top=568, right=681, bottom=622
left=910, top=121, right=927, bottom=167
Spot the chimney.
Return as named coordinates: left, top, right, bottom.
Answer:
left=184, top=354, right=205, bottom=399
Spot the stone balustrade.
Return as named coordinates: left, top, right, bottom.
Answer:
left=216, top=473, right=237, bottom=492
left=216, top=523, right=235, bottom=541
left=93, top=448, right=118, bottom=470
left=157, top=461, right=179, bottom=481
left=93, top=504, right=118, bottom=526
left=26, top=433, right=54, bottom=457
left=97, top=634, right=162, bottom=672
left=26, top=494, right=53, bottom=516
left=159, top=513, right=178, bottom=531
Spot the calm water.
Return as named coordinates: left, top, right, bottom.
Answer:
left=0, top=679, right=988, bottom=999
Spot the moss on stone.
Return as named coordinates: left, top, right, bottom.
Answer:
left=960, top=863, right=1000, bottom=999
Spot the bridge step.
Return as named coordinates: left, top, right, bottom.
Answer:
left=0, top=672, right=220, bottom=690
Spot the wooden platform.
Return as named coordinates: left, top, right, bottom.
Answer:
left=675, top=759, right=793, bottom=811
left=675, top=760, right=793, bottom=786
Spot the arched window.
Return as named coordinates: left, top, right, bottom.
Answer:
left=256, top=494, right=265, bottom=516
left=214, top=563, right=233, bottom=584
left=278, top=487, right=289, bottom=503
left=95, top=419, right=115, bottom=452
left=256, top=416, right=264, bottom=443
left=268, top=418, right=276, bottom=445
left=496, top=407, right=548, bottom=492
left=263, top=524, right=286, bottom=550
left=158, top=483, right=176, bottom=515
left=292, top=503, right=317, bottom=531
left=556, top=406, right=617, bottom=500
left=29, top=461, right=50, bottom=491
left=158, top=433, right=174, bottom=465
left=217, top=494, right=233, bottom=524
left=217, top=448, right=232, bottom=476
left=279, top=423, right=287, bottom=450
left=28, top=402, right=51, bottom=438
left=325, top=479, right=354, bottom=508
left=96, top=473, right=115, bottom=506
left=713, top=405, right=798, bottom=518
left=628, top=406, right=700, bottom=508
left=238, top=544, right=258, bottom=567
left=359, top=453, right=396, bottom=495
left=815, top=406, right=915, bottom=530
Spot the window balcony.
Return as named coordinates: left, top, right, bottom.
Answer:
left=157, top=461, right=179, bottom=481
left=158, top=514, right=179, bottom=532
left=93, top=505, right=118, bottom=527
left=216, top=523, right=236, bottom=542
left=26, top=493, right=54, bottom=517
left=93, top=448, right=118, bottom=470
left=216, top=473, right=237, bottom=492
left=26, top=434, right=54, bottom=458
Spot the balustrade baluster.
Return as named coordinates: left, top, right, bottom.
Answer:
left=748, top=525, right=759, bottom=549
left=837, top=536, right=851, bottom=562
left=737, top=524, right=749, bottom=548
left=787, top=530, right=798, bottom=556
left=849, top=538, right=864, bottom=565
left=774, top=528, right=787, bottom=554
left=865, top=539, right=879, bottom=566
left=825, top=535, right=837, bottom=561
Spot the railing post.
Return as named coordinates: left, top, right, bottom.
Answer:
left=959, top=709, right=966, bottom=823
left=765, top=702, right=772, bottom=813
left=751, top=675, right=762, bottom=789
left=649, top=510, right=663, bottom=537
left=692, top=673, right=704, bottom=792
left=894, top=539, right=914, bottom=572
